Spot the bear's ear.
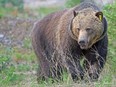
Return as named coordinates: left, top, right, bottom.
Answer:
left=95, top=12, right=103, bottom=21
left=73, top=11, right=78, bottom=17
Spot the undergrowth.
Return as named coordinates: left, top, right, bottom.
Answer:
left=0, top=2, right=116, bottom=87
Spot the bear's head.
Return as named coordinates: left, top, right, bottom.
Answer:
left=70, top=8, right=104, bottom=49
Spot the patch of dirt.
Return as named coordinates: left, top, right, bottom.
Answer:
left=0, top=17, right=36, bottom=47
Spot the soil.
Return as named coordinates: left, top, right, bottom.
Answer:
left=0, top=17, right=36, bottom=47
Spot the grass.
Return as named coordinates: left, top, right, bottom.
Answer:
left=0, top=2, right=116, bottom=87
left=0, top=45, right=37, bottom=86
left=37, top=7, right=64, bottom=19
left=0, top=5, right=64, bottom=19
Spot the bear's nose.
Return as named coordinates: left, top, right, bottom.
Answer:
left=79, top=40, right=86, bottom=45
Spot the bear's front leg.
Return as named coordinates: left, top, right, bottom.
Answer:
left=66, top=55, right=84, bottom=81
left=83, top=51, right=107, bottom=81
left=83, top=36, right=108, bottom=81
left=83, top=59, right=102, bottom=81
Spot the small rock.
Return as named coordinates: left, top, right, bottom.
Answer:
left=0, top=34, right=4, bottom=41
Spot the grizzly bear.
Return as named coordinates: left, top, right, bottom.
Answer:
left=31, top=2, right=108, bottom=82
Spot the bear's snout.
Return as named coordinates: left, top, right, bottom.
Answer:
left=78, top=39, right=88, bottom=49
left=79, top=40, right=86, bottom=45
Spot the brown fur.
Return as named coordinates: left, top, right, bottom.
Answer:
left=72, top=8, right=104, bottom=49
left=32, top=2, right=108, bottom=82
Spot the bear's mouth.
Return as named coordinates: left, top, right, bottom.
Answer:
left=78, top=41, right=89, bottom=49
left=79, top=44, right=88, bottom=49
left=79, top=41, right=94, bottom=49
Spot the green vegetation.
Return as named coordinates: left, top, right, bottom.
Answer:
left=0, top=0, right=23, bottom=11
left=0, top=0, right=24, bottom=18
left=0, top=1, right=116, bottom=87
left=66, top=0, right=81, bottom=7
left=0, top=45, right=37, bottom=86
left=37, top=7, right=63, bottom=19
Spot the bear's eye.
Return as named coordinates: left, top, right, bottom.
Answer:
left=77, top=28, right=80, bottom=31
left=86, top=28, right=92, bottom=32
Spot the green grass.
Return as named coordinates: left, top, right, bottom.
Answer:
left=66, top=0, right=80, bottom=7
left=0, top=2, right=116, bottom=87
left=0, top=45, right=37, bottom=86
left=37, top=7, right=63, bottom=18
left=0, top=5, right=63, bottom=19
